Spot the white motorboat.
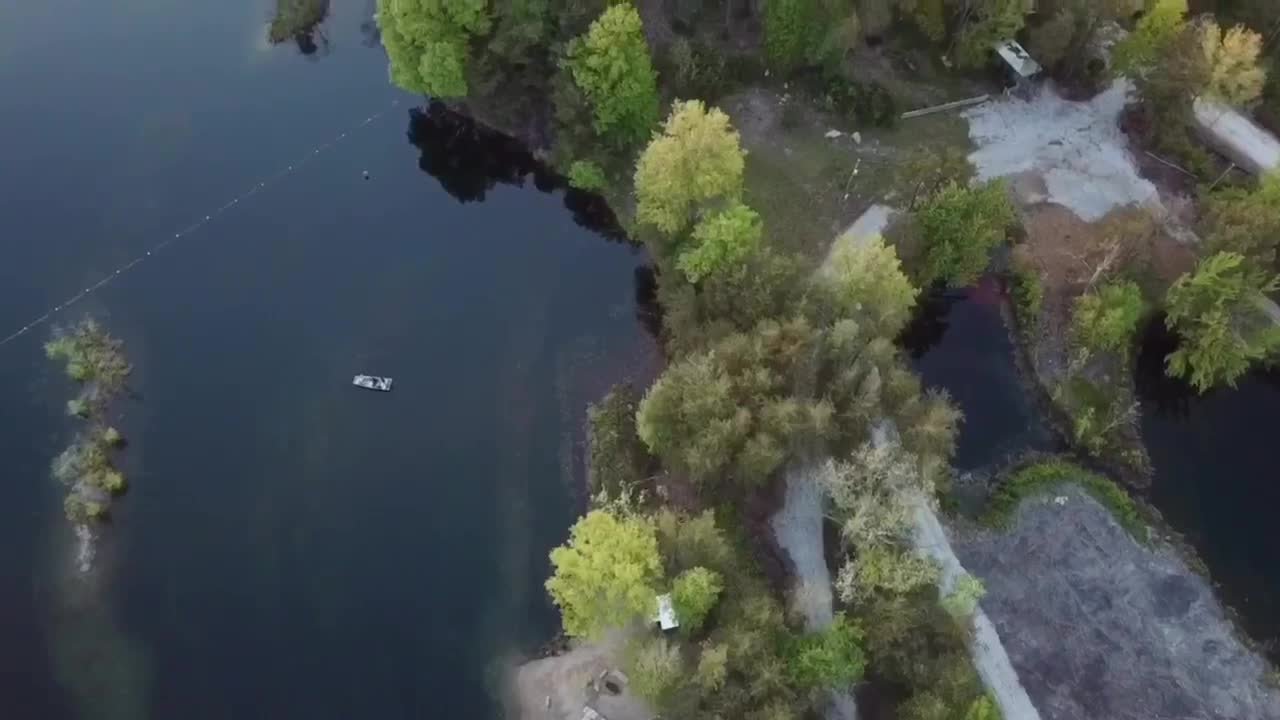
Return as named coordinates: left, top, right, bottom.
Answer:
left=352, top=374, right=393, bottom=392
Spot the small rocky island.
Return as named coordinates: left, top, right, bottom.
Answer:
left=45, top=317, right=132, bottom=571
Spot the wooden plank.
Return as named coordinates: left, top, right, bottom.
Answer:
left=901, top=94, right=991, bottom=120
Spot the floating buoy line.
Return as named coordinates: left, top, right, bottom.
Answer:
left=0, top=98, right=402, bottom=349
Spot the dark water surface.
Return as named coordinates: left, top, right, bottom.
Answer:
left=0, top=2, right=652, bottom=717
left=1136, top=318, right=1280, bottom=659
left=903, top=277, right=1054, bottom=471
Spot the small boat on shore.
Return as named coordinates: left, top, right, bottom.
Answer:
left=352, top=374, right=393, bottom=392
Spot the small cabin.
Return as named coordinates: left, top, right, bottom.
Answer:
left=993, top=40, right=1042, bottom=96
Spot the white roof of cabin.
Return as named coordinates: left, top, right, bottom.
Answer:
left=994, top=40, right=1042, bottom=78
left=653, top=593, right=679, bottom=630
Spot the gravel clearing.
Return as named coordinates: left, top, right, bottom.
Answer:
left=964, top=81, right=1160, bottom=221
left=952, top=486, right=1280, bottom=720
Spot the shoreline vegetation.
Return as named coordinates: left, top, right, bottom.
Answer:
left=45, top=318, right=132, bottom=543
left=373, top=0, right=1280, bottom=715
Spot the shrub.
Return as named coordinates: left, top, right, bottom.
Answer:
left=567, top=159, right=607, bottom=192
left=95, top=469, right=127, bottom=494
left=586, top=384, right=648, bottom=499
left=66, top=398, right=89, bottom=418
left=101, top=426, right=124, bottom=447
left=694, top=641, right=729, bottom=691
left=1009, top=252, right=1043, bottom=331
left=625, top=636, right=686, bottom=709
left=1071, top=279, right=1145, bottom=359
left=941, top=574, right=986, bottom=620
left=668, top=37, right=727, bottom=100
left=984, top=457, right=1147, bottom=541
left=1055, top=375, right=1137, bottom=458
left=64, top=494, right=107, bottom=524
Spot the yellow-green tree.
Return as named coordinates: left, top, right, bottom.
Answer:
left=670, top=566, right=724, bottom=633
left=564, top=4, right=659, bottom=148
left=375, top=0, right=490, bottom=97
left=635, top=100, right=746, bottom=237
left=1199, top=20, right=1267, bottom=106
left=821, top=235, right=919, bottom=338
left=546, top=510, right=663, bottom=638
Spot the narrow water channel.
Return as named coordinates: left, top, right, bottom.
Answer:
left=1136, top=317, right=1280, bottom=660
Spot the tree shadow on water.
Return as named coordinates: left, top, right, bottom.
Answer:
left=898, top=285, right=961, bottom=359
left=405, top=103, right=628, bottom=242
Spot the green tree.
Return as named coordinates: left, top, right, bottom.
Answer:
left=677, top=202, right=764, bottom=283
left=671, top=566, right=724, bottom=633
left=564, top=4, right=660, bottom=148
left=1164, top=251, right=1280, bottom=392
left=916, top=180, right=1015, bottom=287
left=785, top=613, right=867, bottom=690
left=1199, top=19, right=1267, bottom=106
left=821, top=235, right=919, bottom=338
left=375, top=0, right=490, bottom=97
left=634, top=100, right=746, bottom=237
left=1071, top=279, right=1146, bottom=358
left=546, top=510, right=663, bottom=637
left=1111, top=0, right=1187, bottom=78
left=955, top=0, right=1028, bottom=69
left=1203, top=171, right=1280, bottom=265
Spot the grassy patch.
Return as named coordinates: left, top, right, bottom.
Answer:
left=983, top=457, right=1149, bottom=543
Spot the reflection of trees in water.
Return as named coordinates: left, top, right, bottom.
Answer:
left=404, top=102, right=627, bottom=241
left=632, top=265, right=663, bottom=341
left=359, top=0, right=380, bottom=47
left=268, top=0, right=331, bottom=57
left=899, top=285, right=960, bottom=359
left=1134, top=314, right=1196, bottom=419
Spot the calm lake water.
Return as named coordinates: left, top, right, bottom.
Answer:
left=0, top=1, right=654, bottom=718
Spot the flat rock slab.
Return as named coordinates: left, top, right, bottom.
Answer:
left=950, top=486, right=1280, bottom=720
